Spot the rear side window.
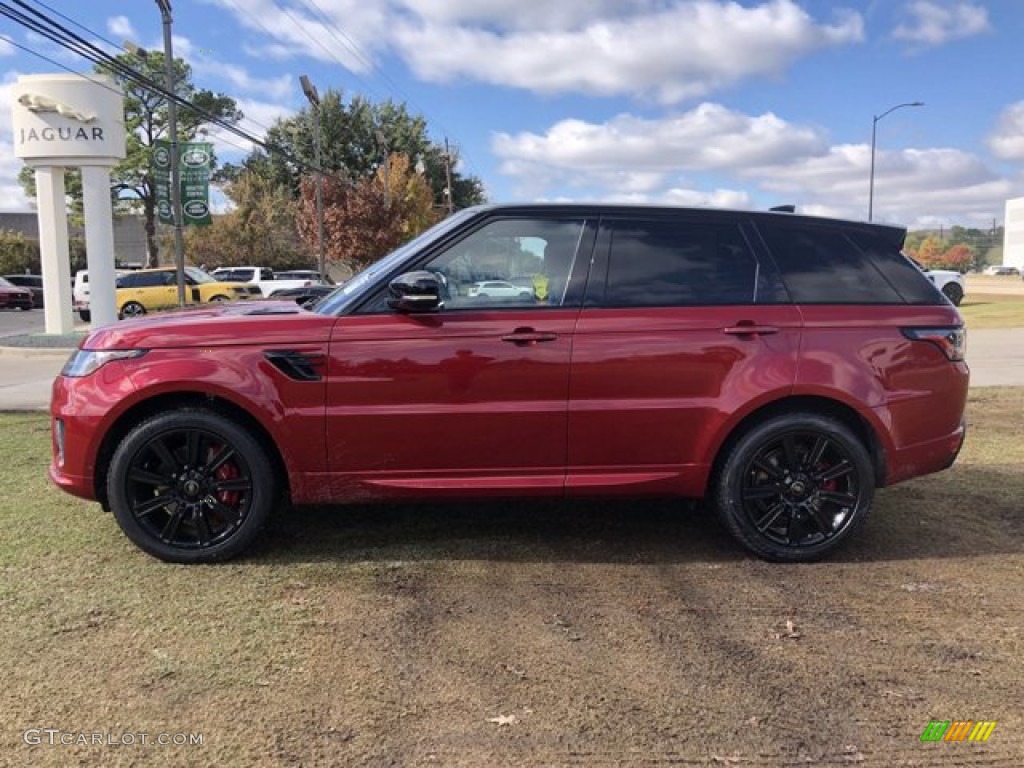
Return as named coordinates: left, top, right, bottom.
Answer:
left=846, top=231, right=944, bottom=305
left=757, top=223, right=903, bottom=304
left=603, top=219, right=757, bottom=307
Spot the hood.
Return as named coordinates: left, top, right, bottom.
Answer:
left=82, top=300, right=335, bottom=350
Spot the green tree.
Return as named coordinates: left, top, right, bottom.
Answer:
left=185, top=172, right=307, bottom=270
left=19, top=51, right=242, bottom=266
left=228, top=89, right=485, bottom=211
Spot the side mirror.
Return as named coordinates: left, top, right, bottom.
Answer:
left=388, top=271, right=444, bottom=312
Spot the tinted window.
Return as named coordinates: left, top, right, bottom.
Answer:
left=758, top=223, right=903, bottom=304
left=603, top=219, right=756, bottom=307
left=121, top=272, right=170, bottom=288
left=846, top=231, right=944, bottom=305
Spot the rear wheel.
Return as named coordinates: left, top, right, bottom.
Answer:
left=78, top=309, right=91, bottom=322
left=210, top=294, right=230, bottom=302
left=119, top=301, right=146, bottom=319
left=941, top=282, right=963, bottom=306
left=713, top=413, right=874, bottom=562
left=107, top=409, right=275, bottom=563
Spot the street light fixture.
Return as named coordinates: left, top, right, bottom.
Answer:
left=868, top=101, right=924, bottom=222
left=300, top=74, right=326, bottom=282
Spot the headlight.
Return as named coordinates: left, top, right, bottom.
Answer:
left=62, top=349, right=147, bottom=377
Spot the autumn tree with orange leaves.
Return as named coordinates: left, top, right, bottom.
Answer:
left=298, top=153, right=438, bottom=274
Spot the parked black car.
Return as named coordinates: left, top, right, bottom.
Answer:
left=3, top=274, right=44, bottom=307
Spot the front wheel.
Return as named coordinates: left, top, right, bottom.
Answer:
left=107, top=409, right=276, bottom=563
left=209, top=294, right=229, bottom=303
left=78, top=309, right=91, bottom=322
left=713, top=413, right=874, bottom=562
left=942, top=282, right=963, bottom=306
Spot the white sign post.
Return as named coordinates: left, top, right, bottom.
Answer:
left=11, top=74, right=126, bottom=333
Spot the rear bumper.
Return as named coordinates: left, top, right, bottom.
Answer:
left=884, top=420, right=966, bottom=486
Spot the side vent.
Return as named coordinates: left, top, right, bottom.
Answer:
left=264, top=350, right=326, bottom=382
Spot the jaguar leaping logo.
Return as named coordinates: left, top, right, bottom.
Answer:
left=17, top=93, right=96, bottom=123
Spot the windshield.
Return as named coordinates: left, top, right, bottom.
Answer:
left=0, top=277, right=12, bottom=287
left=315, top=209, right=477, bottom=315
left=186, top=266, right=217, bottom=284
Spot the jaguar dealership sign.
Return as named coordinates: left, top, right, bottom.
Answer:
left=10, top=74, right=126, bottom=333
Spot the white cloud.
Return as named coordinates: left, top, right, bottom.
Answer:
left=492, top=105, right=1018, bottom=229
left=106, top=15, right=137, bottom=41
left=395, top=0, right=864, bottom=103
left=988, top=102, right=1024, bottom=161
left=893, top=1, right=990, bottom=47
left=193, top=59, right=292, bottom=102
left=206, top=98, right=295, bottom=157
left=213, top=0, right=863, bottom=104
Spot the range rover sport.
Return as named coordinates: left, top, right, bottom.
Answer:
left=50, top=204, right=969, bottom=563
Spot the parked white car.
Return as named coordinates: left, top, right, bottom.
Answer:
left=467, top=280, right=533, bottom=299
left=982, top=265, right=1020, bottom=276
left=907, top=258, right=965, bottom=306
left=73, top=268, right=133, bottom=322
left=209, top=266, right=323, bottom=298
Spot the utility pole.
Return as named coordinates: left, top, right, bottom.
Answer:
left=300, top=75, right=325, bottom=281
left=375, top=130, right=390, bottom=207
left=444, top=137, right=454, bottom=215
left=157, top=0, right=186, bottom=305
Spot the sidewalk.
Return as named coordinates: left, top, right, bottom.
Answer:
left=1, top=328, right=1021, bottom=411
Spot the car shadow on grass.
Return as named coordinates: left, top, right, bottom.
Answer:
left=248, top=464, right=1023, bottom=566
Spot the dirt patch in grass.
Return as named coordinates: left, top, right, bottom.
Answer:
left=2, top=391, right=1023, bottom=766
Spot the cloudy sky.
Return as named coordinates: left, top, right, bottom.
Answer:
left=2, top=0, right=1023, bottom=228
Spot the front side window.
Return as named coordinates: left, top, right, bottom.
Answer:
left=602, top=219, right=757, bottom=307
left=421, top=218, right=587, bottom=309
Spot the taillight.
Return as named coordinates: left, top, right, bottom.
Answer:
left=902, top=327, right=966, bottom=361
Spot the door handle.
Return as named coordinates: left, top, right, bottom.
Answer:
left=723, top=323, right=779, bottom=337
left=501, top=329, right=558, bottom=346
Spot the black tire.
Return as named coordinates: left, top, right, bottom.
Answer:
left=79, top=309, right=91, bottom=322
left=209, top=294, right=229, bottom=302
left=942, top=282, right=963, bottom=306
left=713, top=413, right=874, bottom=562
left=107, top=409, right=276, bottom=563
left=119, top=301, right=146, bottom=319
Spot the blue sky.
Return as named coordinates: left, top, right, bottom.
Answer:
left=2, top=0, right=1023, bottom=229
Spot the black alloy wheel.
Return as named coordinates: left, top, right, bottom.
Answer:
left=714, top=413, right=874, bottom=562
left=107, top=409, right=276, bottom=563
left=120, top=301, right=146, bottom=319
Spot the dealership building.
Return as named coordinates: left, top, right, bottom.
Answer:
left=1005, top=197, right=1024, bottom=272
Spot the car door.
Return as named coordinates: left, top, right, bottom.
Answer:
left=324, top=215, right=596, bottom=497
left=567, top=214, right=802, bottom=497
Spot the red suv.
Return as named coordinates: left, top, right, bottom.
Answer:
left=50, top=205, right=969, bottom=563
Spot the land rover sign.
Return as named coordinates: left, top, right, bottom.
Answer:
left=154, top=139, right=213, bottom=227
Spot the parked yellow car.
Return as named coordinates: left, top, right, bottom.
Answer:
left=115, top=267, right=262, bottom=318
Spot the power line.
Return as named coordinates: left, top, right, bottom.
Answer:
left=1, top=0, right=314, bottom=172
left=25, top=0, right=279, bottom=140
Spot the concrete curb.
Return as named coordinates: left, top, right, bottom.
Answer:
left=0, top=345, right=74, bottom=361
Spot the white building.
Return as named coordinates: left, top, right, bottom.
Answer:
left=1005, top=197, right=1024, bottom=271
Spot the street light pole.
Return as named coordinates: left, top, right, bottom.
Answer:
left=300, top=75, right=325, bottom=281
left=156, top=0, right=186, bottom=305
left=868, top=101, right=924, bottom=222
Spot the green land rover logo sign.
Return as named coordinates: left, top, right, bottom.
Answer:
left=184, top=200, right=210, bottom=219
left=154, top=145, right=170, bottom=168
left=182, top=148, right=210, bottom=168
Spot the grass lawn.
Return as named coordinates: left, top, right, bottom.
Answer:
left=2, top=389, right=1023, bottom=766
left=958, top=293, right=1024, bottom=329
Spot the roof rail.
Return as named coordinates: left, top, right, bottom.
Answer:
left=769, top=204, right=796, bottom=213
